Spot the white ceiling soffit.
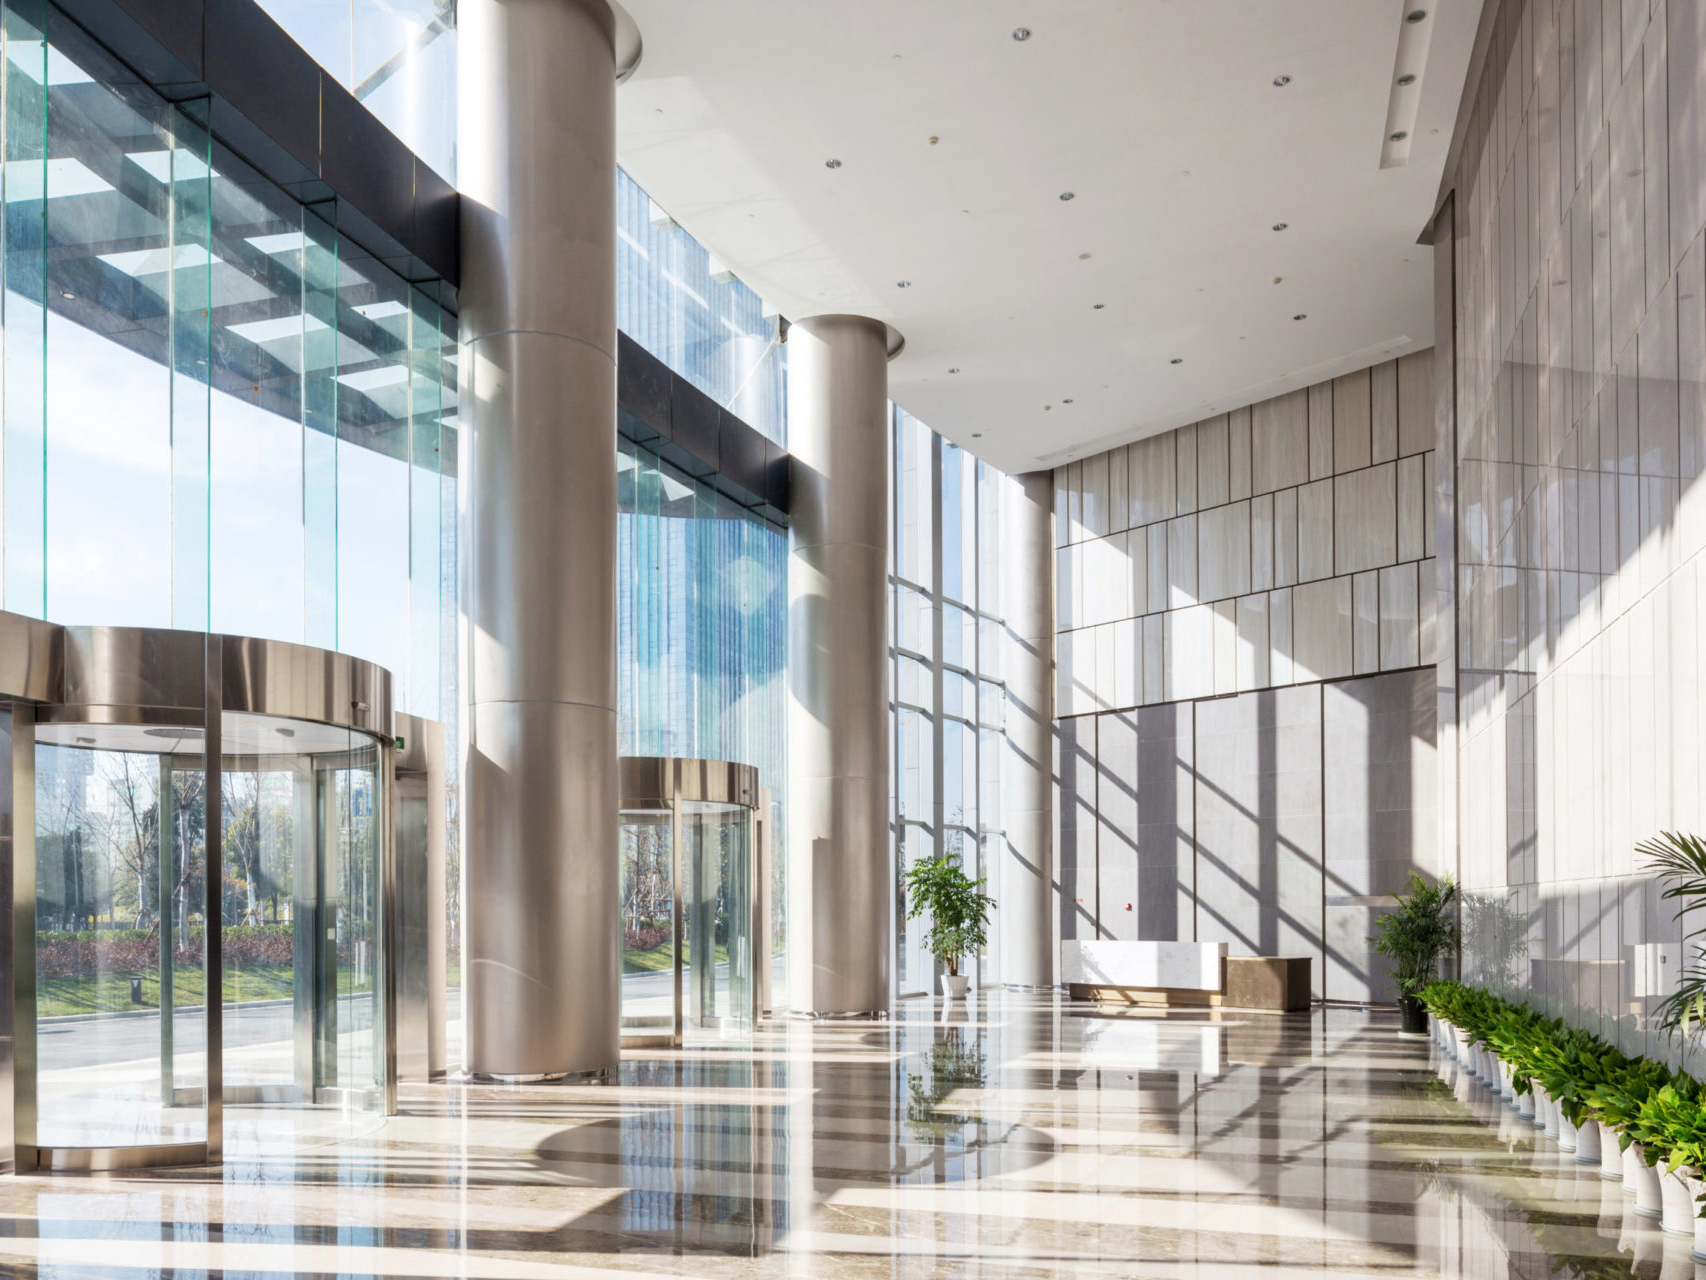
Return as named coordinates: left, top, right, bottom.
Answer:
left=615, top=1, right=1479, bottom=475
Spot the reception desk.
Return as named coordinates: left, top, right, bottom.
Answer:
left=1062, top=941, right=1311, bottom=1012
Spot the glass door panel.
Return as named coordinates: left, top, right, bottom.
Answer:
left=33, top=723, right=207, bottom=1148
left=220, top=713, right=384, bottom=1140
left=682, top=800, right=751, bottom=1039
left=619, top=810, right=673, bottom=1035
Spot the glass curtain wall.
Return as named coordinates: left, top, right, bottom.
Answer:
left=254, top=0, right=456, bottom=182
left=890, top=408, right=1015, bottom=996
left=0, top=2, right=455, bottom=715
left=616, top=440, right=788, bottom=1007
left=616, top=170, right=786, bottom=445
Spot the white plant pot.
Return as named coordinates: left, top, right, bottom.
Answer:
left=1687, top=1174, right=1706, bottom=1260
left=1452, top=1027, right=1469, bottom=1063
left=1541, top=1090, right=1559, bottom=1136
left=1592, top=1121, right=1616, bottom=1174
left=1498, top=1060, right=1516, bottom=1104
left=1629, top=1144, right=1664, bottom=1215
left=941, top=974, right=970, bottom=999
left=1559, top=1111, right=1579, bottom=1151
left=1661, top=1166, right=1696, bottom=1236
left=1517, top=1088, right=1535, bottom=1120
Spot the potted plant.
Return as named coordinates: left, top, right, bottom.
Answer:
left=903, top=854, right=995, bottom=999
left=1370, top=873, right=1458, bottom=1034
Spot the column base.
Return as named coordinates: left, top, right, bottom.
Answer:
left=466, top=1066, right=614, bottom=1085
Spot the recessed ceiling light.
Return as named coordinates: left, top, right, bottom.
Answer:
left=1293, top=313, right=1308, bottom=320
left=928, top=135, right=939, bottom=145
left=1272, top=74, right=1291, bottom=87
left=1093, top=302, right=1105, bottom=309
left=1272, top=276, right=1283, bottom=284
left=1272, top=222, right=1288, bottom=231
left=1397, top=73, right=1417, bottom=86
left=1012, top=27, right=1031, bottom=41
left=1059, top=191, right=1075, bottom=201
left=1170, top=358, right=1183, bottom=365
left=824, top=158, right=842, bottom=169
left=1406, top=8, right=1427, bottom=21
left=948, top=367, right=960, bottom=373
left=1063, top=398, right=1074, bottom=404
left=1390, top=130, right=1409, bottom=141
left=896, top=280, right=911, bottom=288
left=1078, top=252, right=1091, bottom=260
left=972, top=432, right=983, bottom=438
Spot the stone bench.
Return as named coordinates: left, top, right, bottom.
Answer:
left=1062, top=940, right=1311, bottom=1012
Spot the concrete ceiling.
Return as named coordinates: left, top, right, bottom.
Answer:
left=615, top=1, right=1479, bottom=475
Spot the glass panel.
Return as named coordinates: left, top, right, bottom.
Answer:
left=41, top=27, right=178, bottom=628
left=334, top=245, right=411, bottom=683
left=619, top=809, right=673, bottom=1033
left=34, top=721, right=207, bottom=1147
left=616, top=170, right=783, bottom=444
left=896, top=822, right=934, bottom=996
left=221, top=712, right=383, bottom=1143
left=2, top=0, right=46, bottom=616
left=682, top=800, right=751, bottom=1039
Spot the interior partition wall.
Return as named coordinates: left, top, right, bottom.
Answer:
left=1051, top=358, right=1442, bottom=1004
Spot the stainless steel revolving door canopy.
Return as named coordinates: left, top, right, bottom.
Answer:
left=0, top=616, right=398, bottom=1172
left=618, top=758, right=766, bottom=1048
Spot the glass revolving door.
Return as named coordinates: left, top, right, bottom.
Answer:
left=11, top=622, right=396, bottom=1171
left=618, top=758, right=761, bottom=1048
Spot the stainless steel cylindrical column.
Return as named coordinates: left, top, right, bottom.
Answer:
left=1000, top=472, right=1055, bottom=987
left=458, top=0, right=630, bottom=1077
left=786, top=315, right=895, bottom=1015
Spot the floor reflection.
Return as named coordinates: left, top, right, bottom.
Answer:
left=0, top=993, right=1685, bottom=1277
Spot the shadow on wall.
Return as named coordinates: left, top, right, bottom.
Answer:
left=1057, top=665, right=1438, bottom=1005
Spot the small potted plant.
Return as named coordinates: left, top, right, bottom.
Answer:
left=1370, top=873, right=1458, bottom=1034
left=903, top=853, right=995, bottom=999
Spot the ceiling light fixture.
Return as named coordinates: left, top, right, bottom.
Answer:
left=1093, top=302, right=1105, bottom=309
left=1397, top=73, right=1417, bottom=86
left=824, top=158, right=842, bottom=169
left=1079, top=252, right=1091, bottom=260
left=1293, top=313, right=1308, bottom=320
left=1170, top=358, right=1183, bottom=365
left=1059, top=191, right=1075, bottom=201
left=1012, top=27, right=1031, bottom=41
left=1063, top=398, right=1074, bottom=404
left=60, top=290, right=74, bottom=299
left=896, top=280, right=911, bottom=288
left=1272, top=222, right=1288, bottom=231
left=1272, top=74, right=1291, bottom=87
left=972, top=432, right=983, bottom=438
left=948, top=367, right=960, bottom=373
left=1406, top=8, right=1427, bottom=21
left=1390, top=130, right=1408, bottom=141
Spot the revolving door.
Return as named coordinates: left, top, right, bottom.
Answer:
left=2, top=620, right=398, bottom=1171
left=618, top=758, right=764, bottom=1047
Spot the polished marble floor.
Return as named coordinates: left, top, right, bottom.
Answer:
left=0, top=992, right=1686, bottom=1278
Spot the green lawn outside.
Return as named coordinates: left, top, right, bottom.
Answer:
left=37, top=966, right=361, bottom=1019
left=622, top=940, right=729, bottom=975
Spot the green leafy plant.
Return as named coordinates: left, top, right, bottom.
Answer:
left=1639, top=831, right=1706, bottom=1034
left=903, top=855, right=995, bottom=977
left=1370, top=873, right=1459, bottom=997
